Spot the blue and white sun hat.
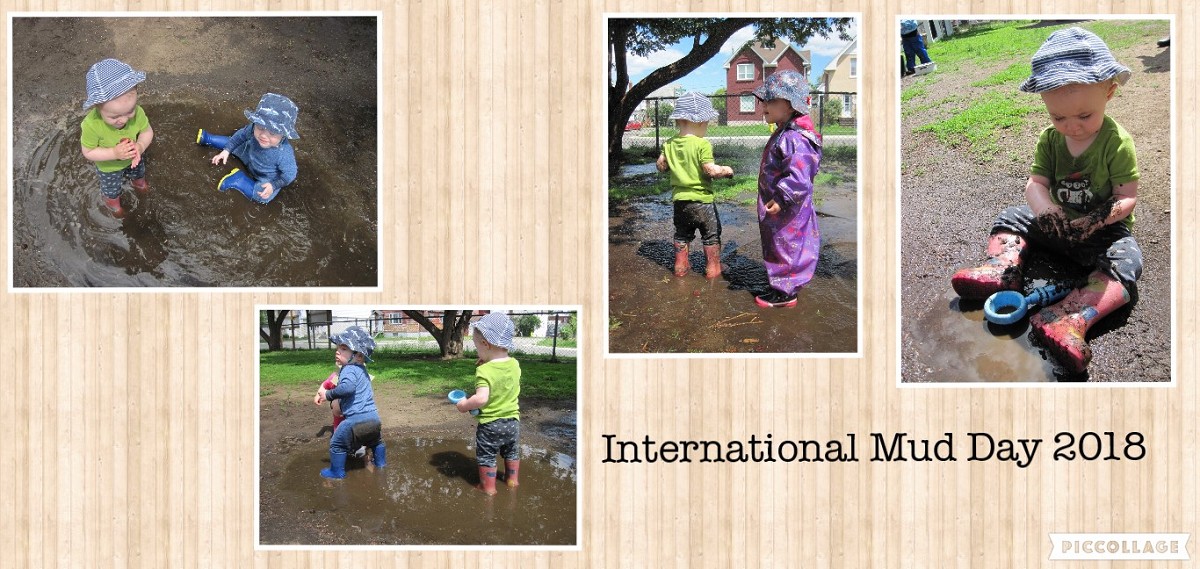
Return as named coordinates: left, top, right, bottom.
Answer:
left=753, top=70, right=810, bottom=115
left=669, top=92, right=719, bottom=123
left=472, top=312, right=515, bottom=351
left=244, top=93, right=300, bottom=139
left=1019, top=27, right=1131, bottom=93
left=330, top=325, right=376, bottom=363
left=82, top=58, right=146, bottom=109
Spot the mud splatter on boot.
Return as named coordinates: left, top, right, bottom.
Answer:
left=951, top=231, right=1025, bottom=299
left=1029, top=272, right=1130, bottom=373
left=673, top=241, right=690, bottom=277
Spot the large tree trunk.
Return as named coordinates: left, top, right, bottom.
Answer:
left=259, top=310, right=290, bottom=351
left=404, top=309, right=476, bottom=359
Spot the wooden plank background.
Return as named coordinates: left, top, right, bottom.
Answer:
left=2, top=0, right=1195, bottom=567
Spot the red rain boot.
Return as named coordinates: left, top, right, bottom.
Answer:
left=673, top=242, right=690, bottom=277
left=951, top=231, right=1026, bottom=299
left=703, top=244, right=723, bottom=279
left=131, top=178, right=149, bottom=194
left=1029, top=271, right=1130, bottom=373
left=478, top=466, right=498, bottom=495
left=504, top=459, right=520, bottom=488
left=103, top=196, right=125, bottom=217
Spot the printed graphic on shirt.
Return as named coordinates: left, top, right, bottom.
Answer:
left=1055, top=171, right=1093, bottom=213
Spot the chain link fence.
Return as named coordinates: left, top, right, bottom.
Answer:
left=260, top=310, right=578, bottom=359
left=620, top=91, right=857, bottom=157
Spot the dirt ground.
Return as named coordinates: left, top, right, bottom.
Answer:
left=900, top=22, right=1172, bottom=382
left=11, top=16, right=378, bottom=286
left=259, top=381, right=577, bottom=545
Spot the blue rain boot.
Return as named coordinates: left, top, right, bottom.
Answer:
left=373, top=443, right=386, bottom=468
left=218, top=169, right=280, bottom=204
left=320, top=451, right=347, bottom=479
left=196, top=129, right=230, bottom=149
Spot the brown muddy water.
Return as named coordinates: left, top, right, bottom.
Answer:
left=903, top=262, right=1114, bottom=382
left=262, top=436, right=577, bottom=546
left=13, top=99, right=377, bottom=287
left=608, top=170, right=857, bottom=354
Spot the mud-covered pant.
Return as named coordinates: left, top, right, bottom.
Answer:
left=475, top=418, right=520, bottom=468
left=991, top=205, right=1142, bottom=288
left=673, top=200, right=722, bottom=246
left=96, top=160, right=147, bottom=199
left=329, top=412, right=382, bottom=454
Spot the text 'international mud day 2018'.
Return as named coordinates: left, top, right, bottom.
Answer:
left=602, top=432, right=1147, bottom=468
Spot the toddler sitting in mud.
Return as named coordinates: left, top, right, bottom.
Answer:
left=79, top=59, right=155, bottom=217
left=454, top=313, right=522, bottom=496
left=197, top=93, right=299, bottom=203
left=315, top=326, right=385, bottom=479
left=752, top=70, right=822, bottom=308
left=656, top=92, right=734, bottom=279
left=951, top=27, right=1141, bottom=374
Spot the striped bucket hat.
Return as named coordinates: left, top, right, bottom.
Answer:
left=330, top=325, right=376, bottom=363
left=82, top=59, right=146, bottom=109
left=753, top=70, right=810, bottom=115
left=472, top=312, right=515, bottom=351
left=1019, top=27, right=1131, bottom=93
left=669, top=92, right=719, bottom=123
left=244, top=93, right=300, bottom=139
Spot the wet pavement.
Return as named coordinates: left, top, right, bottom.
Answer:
left=608, top=167, right=858, bottom=354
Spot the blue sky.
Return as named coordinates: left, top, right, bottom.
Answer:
left=623, top=21, right=858, bottom=94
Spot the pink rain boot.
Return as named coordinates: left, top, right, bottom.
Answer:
left=673, top=242, right=690, bottom=277
left=103, top=196, right=125, bottom=217
left=1029, top=271, right=1130, bottom=373
left=703, top=244, right=723, bottom=280
left=951, top=231, right=1026, bottom=299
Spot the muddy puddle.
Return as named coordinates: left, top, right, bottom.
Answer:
left=262, top=436, right=577, bottom=546
left=608, top=170, right=857, bottom=354
left=12, top=99, right=377, bottom=287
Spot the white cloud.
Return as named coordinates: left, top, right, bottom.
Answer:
left=719, top=26, right=758, bottom=54
left=626, top=47, right=687, bottom=78
left=801, top=21, right=858, bottom=57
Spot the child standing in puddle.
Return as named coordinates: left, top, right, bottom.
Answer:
left=316, top=326, right=385, bottom=479
left=454, top=313, right=521, bottom=495
left=951, top=27, right=1141, bottom=373
left=79, top=59, right=154, bottom=217
left=753, top=70, right=822, bottom=308
left=656, top=92, right=735, bottom=279
left=198, top=93, right=299, bottom=203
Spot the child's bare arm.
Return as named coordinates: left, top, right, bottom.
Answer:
left=1024, top=175, right=1060, bottom=216
left=655, top=153, right=668, bottom=172
left=135, top=124, right=154, bottom=154
left=702, top=162, right=733, bottom=179
left=457, top=386, right=490, bottom=413
left=80, top=144, right=123, bottom=163
left=1103, top=181, right=1138, bottom=224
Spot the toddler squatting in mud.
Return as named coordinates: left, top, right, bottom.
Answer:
left=951, top=27, right=1141, bottom=374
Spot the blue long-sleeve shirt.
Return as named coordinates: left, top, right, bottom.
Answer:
left=325, top=363, right=378, bottom=418
left=224, top=123, right=298, bottom=190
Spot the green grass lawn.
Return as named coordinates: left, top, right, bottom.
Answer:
left=903, top=19, right=1167, bottom=160
left=259, top=349, right=577, bottom=399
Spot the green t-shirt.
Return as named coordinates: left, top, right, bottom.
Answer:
left=80, top=105, right=150, bottom=173
left=1030, top=115, right=1138, bottom=228
left=475, top=357, right=520, bottom=423
left=662, top=134, right=716, bottom=203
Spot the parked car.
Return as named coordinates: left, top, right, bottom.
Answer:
left=624, top=120, right=643, bottom=131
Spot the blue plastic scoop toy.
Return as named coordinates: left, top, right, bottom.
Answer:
left=983, top=284, right=1070, bottom=325
left=448, top=389, right=480, bottom=416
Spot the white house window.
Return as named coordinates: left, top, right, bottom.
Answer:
left=849, top=56, right=857, bottom=78
left=841, top=94, right=853, bottom=117
left=736, top=63, right=754, bottom=81
left=739, top=95, right=756, bottom=113
left=389, top=313, right=402, bottom=325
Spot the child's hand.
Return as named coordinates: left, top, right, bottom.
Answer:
left=1033, top=208, right=1069, bottom=239
left=258, top=182, right=274, bottom=199
left=1068, top=216, right=1103, bottom=242
left=211, top=150, right=230, bottom=166
left=116, top=138, right=138, bottom=162
left=764, top=200, right=781, bottom=215
left=721, top=166, right=733, bottom=178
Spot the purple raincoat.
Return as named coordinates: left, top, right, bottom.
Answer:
left=757, top=116, right=822, bottom=295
